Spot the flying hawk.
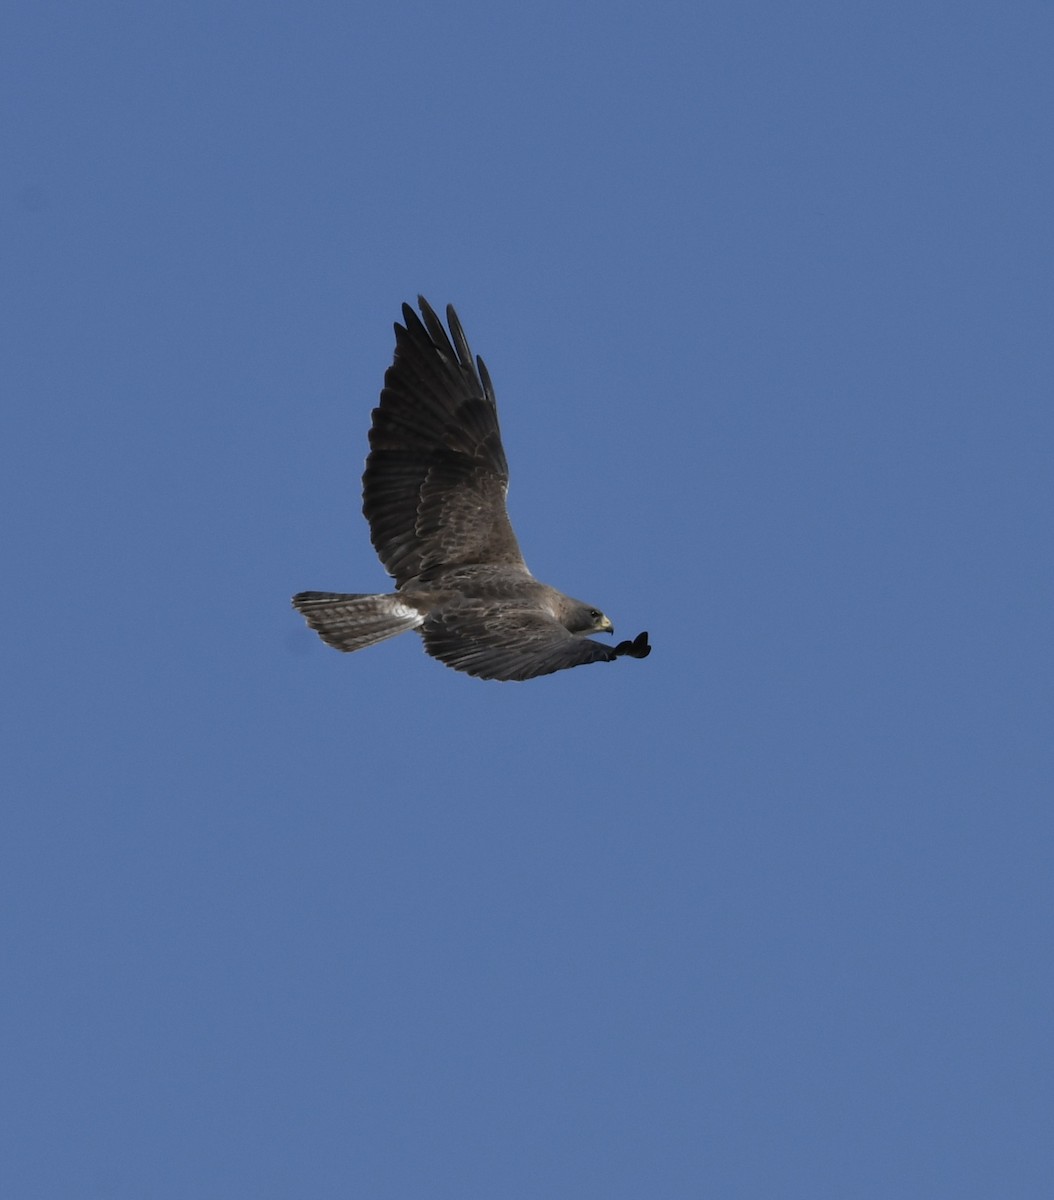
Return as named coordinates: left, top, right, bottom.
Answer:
left=292, top=298, right=650, bottom=681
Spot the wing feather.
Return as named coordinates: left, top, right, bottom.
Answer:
left=421, top=605, right=624, bottom=682
left=363, top=298, right=524, bottom=587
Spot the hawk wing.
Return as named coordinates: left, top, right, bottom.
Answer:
left=421, top=604, right=650, bottom=682
left=362, top=297, right=526, bottom=589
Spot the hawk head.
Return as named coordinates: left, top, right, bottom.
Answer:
left=560, top=599, right=614, bottom=637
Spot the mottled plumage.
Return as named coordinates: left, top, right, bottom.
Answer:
left=292, top=298, right=650, bottom=681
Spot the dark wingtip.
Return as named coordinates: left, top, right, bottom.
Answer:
left=614, top=631, right=651, bottom=660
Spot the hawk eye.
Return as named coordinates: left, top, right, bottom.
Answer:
left=589, top=608, right=601, bottom=620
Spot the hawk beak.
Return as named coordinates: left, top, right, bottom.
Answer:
left=598, top=616, right=614, bottom=634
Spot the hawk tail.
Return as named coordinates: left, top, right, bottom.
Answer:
left=292, top=591, right=425, bottom=653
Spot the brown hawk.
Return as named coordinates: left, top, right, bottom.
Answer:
left=292, top=298, right=650, bottom=681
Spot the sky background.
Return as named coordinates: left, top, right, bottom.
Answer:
left=3, top=2, right=1052, bottom=1197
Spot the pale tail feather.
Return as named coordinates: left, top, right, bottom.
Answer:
left=292, top=591, right=424, bottom=653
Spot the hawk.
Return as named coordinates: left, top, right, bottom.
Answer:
left=292, top=298, right=650, bottom=681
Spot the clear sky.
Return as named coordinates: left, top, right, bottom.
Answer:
left=3, top=3, right=1052, bottom=1197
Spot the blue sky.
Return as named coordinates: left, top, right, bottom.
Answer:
left=3, top=2, right=1052, bottom=1196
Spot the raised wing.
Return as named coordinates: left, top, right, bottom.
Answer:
left=362, top=298, right=526, bottom=588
